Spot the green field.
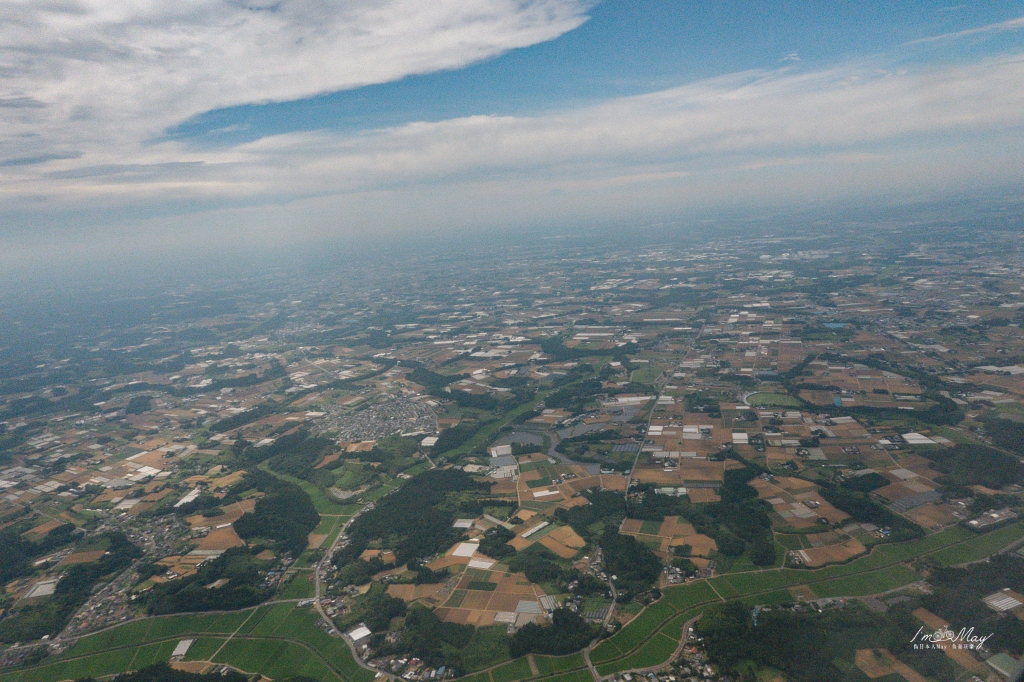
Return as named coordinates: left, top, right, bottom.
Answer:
left=533, top=652, right=586, bottom=676
left=746, top=393, right=802, bottom=408
left=5, top=522, right=1021, bottom=682
left=490, top=657, right=533, bottom=682
left=0, top=602, right=373, bottom=682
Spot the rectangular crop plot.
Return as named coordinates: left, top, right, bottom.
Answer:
left=490, top=657, right=533, bottom=682
left=182, top=637, right=226, bottom=662
left=533, top=652, right=586, bottom=676
left=597, top=633, right=678, bottom=675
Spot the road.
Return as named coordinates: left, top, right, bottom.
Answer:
left=623, top=373, right=668, bottom=498
left=314, top=501, right=395, bottom=681
left=582, top=576, right=619, bottom=682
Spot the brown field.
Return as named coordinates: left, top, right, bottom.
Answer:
left=906, top=504, right=957, bottom=530
left=314, top=453, right=342, bottom=469
left=797, top=538, right=866, bottom=567
left=620, top=515, right=717, bottom=556
left=788, top=585, right=817, bottom=601
left=912, top=608, right=946, bottom=630
left=142, top=488, right=173, bottom=503
left=599, top=474, right=628, bottom=491
left=805, top=531, right=842, bottom=547
left=548, top=525, right=585, bottom=548
left=170, top=662, right=213, bottom=674
left=792, top=494, right=849, bottom=524
left=386, top=582, right=441, bottom=607
left=186, top=498, right=256, bottom=529
left=621, top=519, right=644, bottom=534
left=855, top=649, right=928, bottom=682
left=23, top=520, right=63, bottom=538
left=128, top=451, right=170, bottom=468
left=435, top=566, right=546, bottom=626
left=539, top=536, right=578, bottom=558
left=557, top=496, right=591, bottom=511
left=774, top=477, right=818, bottom=494
left=61, top=550, right=106, bottom=565
left=897, top=455, right=944, bottom=482
left=911, top=609, right=980, bottom=670
left=426, top=555, right=472, bottom=571
left=490, top=480, right=518, bottom=495
left=686, top=489, right=720, bottom=503
left=199, top=526, right=246, bottom=551
left=659, top=517, right=695, bottom=537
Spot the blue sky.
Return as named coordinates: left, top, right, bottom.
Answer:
left=168, top=1, right=1024, bottom=145
left=1, top=0, right=1023, bottom=267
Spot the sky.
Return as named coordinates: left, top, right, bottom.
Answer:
left=1, top=0, right=1024, bottom=269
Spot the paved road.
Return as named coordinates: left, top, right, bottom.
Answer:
left=582, top=574, right=619, bottom=681
left=315, top=502, right=394, bottom=681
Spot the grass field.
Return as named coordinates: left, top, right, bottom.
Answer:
left=746, top=393, right=802, bottom=408
left=4, top=518, right=1021, bottom=682
left=596, top=633, right=678, bottom=675
left=258, top=461, right=351, bottom=515
left=0, top=601, right=375, bottom=682
left=490, top=657, right=533, bottom=682
left=533, top=652, right=586, bottom=676
left=278, top=571, right=317, bottom=599
left=928, top=522, right=1024, bottom=565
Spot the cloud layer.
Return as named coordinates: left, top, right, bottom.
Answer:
left=1, top=3, right=1024, bottom=264
left=0, top=0, right=590, bottom=167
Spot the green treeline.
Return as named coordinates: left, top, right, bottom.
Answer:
left=509, top=608, right=597, bottom=658
left=334, top=469, right=484, bottom=571
left=0, top=522, right=80, bottom=583
left=598, top=527, right=662, bottom=597
left=233, top=470, right=320, bottom=558
left=819, top=486, right=924, bottom=543
left=145, top=547, right=273, bottom=615
left=917, top=443, right=1024, bottom=489
left=696, top=600, right=955, bottom=682
left=0, top=532, right=141, bottom=643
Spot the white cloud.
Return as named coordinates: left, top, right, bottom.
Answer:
left=2, top=9, right=1024, bottom=261
left=21, top=53, right=1022, bottom=209
left=905, top=15, right=1024, bottom=45
left=0, top=0, right=590, bottom=165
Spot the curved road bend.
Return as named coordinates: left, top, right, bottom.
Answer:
left=315, top=503, right=396, bottom=681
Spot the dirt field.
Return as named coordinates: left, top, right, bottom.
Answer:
left=186, top=498, right=256, bottom=529
left=170, top=662, right=213, bottom=674
left=906, top=503, right=957, bottom=530
left=538, top=526, right=586, bottom=558
left=434, top=568, right=546, bottom=627
left=686, top=489, right=720, bottom=503
left=198, top=526, right=246, bottom=551
left=788, top=585, right=817, bottom=601
left=796, top=538, right=866, bottom=567
left=911, top=608, right=980, bottom=670
left=61, top=549, right=107, bottom=565
left=854, top=649, right=928, bottom=682
left=23, top=520, right=63, bottom=537
left=621, top=519, right=644, bottom=534
left=620, top=515, right=717, bottom=557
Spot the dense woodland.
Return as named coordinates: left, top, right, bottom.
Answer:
left=232, top=469, right=320, bottom=558
left=333, top=469, right=484, bottom=576
left=145, top=547, right=273, bottom=615
left=0, top=532, right=141, bottom=643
